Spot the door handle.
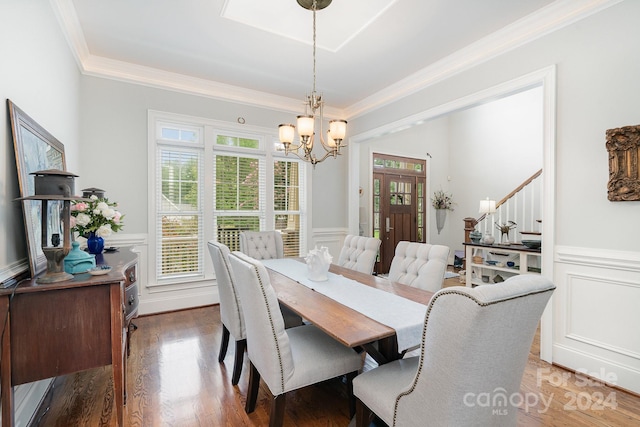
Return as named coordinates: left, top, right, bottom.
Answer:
left=386, top=217, right=393, bottom=232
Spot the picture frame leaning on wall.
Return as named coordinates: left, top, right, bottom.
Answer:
left=8, top=99, right=67, bottom=278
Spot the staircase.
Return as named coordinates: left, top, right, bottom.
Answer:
left=466, top=169, right=543, bottom=244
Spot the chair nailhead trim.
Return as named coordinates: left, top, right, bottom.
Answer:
left=251, top=262, right=287, bottom=393
left=391, top=287, right=554, bottom=426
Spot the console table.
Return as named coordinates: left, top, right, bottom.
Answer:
left=463, top=242, right=541, bottom=287
left=0, top=247, right=138, bottom=427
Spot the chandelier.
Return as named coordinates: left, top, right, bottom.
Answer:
left=278, top=0, right=347, bottom=166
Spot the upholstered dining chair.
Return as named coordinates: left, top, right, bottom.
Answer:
left=228, top=251, right=364, bottom=427
left=239, top=230, right=284, bottom=260
left=337, top=235, right=381, bottom=274
left=387, top=241, right=450, bottom=292
left=353, top=274, right=555, bottom=427
left=207, top=240, right=246, bottom=386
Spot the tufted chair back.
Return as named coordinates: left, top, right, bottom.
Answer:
left=387, top=241, right=450, bottom=291
left=337, top=235, right=381, bottom=274
left=239, top=230, right=284, bottom=260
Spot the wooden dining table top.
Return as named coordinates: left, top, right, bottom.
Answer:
left=266, top=260, right=435, bottom=362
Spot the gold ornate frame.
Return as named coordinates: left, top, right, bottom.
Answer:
left=606, top=125, right=640, bottom=201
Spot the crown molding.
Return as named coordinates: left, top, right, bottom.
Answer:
left=51, top=0, right=622, bottom=120
left=344, top=0, right=623, bottom=118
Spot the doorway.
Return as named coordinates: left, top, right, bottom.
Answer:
left=372, top=153, right=426, bottom=274
left=348, top=67, right=555, bottom=362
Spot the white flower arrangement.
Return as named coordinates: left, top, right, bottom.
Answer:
left=70, top=195, right=124, bottom=238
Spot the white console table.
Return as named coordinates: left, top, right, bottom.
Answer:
left=463, top=242, right=541, bottom=287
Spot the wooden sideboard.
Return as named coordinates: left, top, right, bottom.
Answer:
left=0, top=247, right=138, bottom=427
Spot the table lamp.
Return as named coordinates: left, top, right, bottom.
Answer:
left=479, top=198, right=496, bottom=244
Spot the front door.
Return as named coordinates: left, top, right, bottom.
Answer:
left=372, top=154, right=426, bottom=274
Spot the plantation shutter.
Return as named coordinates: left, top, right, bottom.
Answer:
left=274, top=159, right=304, bottom=257
left=156, top=146, right=204, bottom=280
left=213, top=153, right=266, bottom=252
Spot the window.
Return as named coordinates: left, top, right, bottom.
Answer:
left=213, top=152, right=265, bottom=252
left=149, top=113, right=308, bottom=286
left=274, top=160, right=302, bottom=256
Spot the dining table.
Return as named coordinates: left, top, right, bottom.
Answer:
left=262, top=258, right=435, bottom=365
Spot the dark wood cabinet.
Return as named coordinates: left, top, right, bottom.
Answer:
left=0, top=247, right=138, bottom=427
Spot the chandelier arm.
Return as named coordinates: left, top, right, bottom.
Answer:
left=284, top=141, right=305, bottom=153
left=311, top=148, right=338, bottom=165
left=285, top=147, right=312, bottom=163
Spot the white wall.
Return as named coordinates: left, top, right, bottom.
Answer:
left=447, top=86, right=543, bottom=245
left=350, top=0, right=640, bottom=394
left=0, top=0, right=82, bottom=424
left=0, top=0, right=81, bottom=278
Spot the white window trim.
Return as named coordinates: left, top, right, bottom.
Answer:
left=148, top=110, right=312, bottom=288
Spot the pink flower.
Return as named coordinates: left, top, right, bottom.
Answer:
left=72, top=202, right=88, bottom=212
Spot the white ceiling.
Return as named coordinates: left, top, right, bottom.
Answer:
left=55, top=0, right=613, bottom=118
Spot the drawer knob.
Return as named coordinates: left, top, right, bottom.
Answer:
left=128, top=295, right=135, bottom=305
left=129, top=272, right=135, bottom=282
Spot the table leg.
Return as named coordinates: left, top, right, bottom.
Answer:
left=362, top=336, right=400, bottom=365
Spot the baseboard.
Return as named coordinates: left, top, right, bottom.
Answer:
left=139, top=286, right=218, bottom=315
left=553, top=343, right=640, bottom=395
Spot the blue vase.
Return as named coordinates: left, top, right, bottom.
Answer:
left=87, top=232, right=105, bottom=254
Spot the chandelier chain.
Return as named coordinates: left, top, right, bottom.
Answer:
left=312, top=0, right=317, bottom=95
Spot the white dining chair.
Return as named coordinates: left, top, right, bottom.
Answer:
left=228, top=251, right=364, bottom=427
left=337, top=235, right=381, bottom=274
left=207, top=240, right=246, bottom=385
left=387, top=241, right=450, bottom=292
left=239, top=230, right=284, bottom=260
left=353, top=274, right=555, bottom=427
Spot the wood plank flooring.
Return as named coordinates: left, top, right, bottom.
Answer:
left=33, top=281, right=640, bottom=426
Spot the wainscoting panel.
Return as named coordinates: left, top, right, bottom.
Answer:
left=554, top=246, right=640, bottom=394
left=309, top=228, right=349, bottom=260
left=566, top=273, right=640, bottom=359
left=110, top=230, right=349, bottom=316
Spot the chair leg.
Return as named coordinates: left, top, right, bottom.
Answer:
left=269, top=394, right=286, bottom=427
left=245, top=361, right=260, bottom=413
left=346, top=371, right=357, bottom=418
left=218, top=324, right=230, bottom=363
left=231, top=338, right=246, bottom=385
left=356, top=398, right=373, bottom=427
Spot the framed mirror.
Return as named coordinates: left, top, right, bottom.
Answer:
left=8, top=99, right=67, bottom=278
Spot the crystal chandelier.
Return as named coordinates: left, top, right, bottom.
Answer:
left=278, top=0, right=347, bottom=166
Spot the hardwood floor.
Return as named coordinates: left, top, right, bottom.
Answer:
left=33, top=297, right=640, bottom=426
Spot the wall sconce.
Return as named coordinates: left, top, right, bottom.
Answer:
left=17, top=169, right=85, bottom=283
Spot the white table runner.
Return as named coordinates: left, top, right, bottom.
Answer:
left=262, top=258, right=427, bottom=352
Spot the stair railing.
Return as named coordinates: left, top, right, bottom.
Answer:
left=468, top=169, right=543, bottom=244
